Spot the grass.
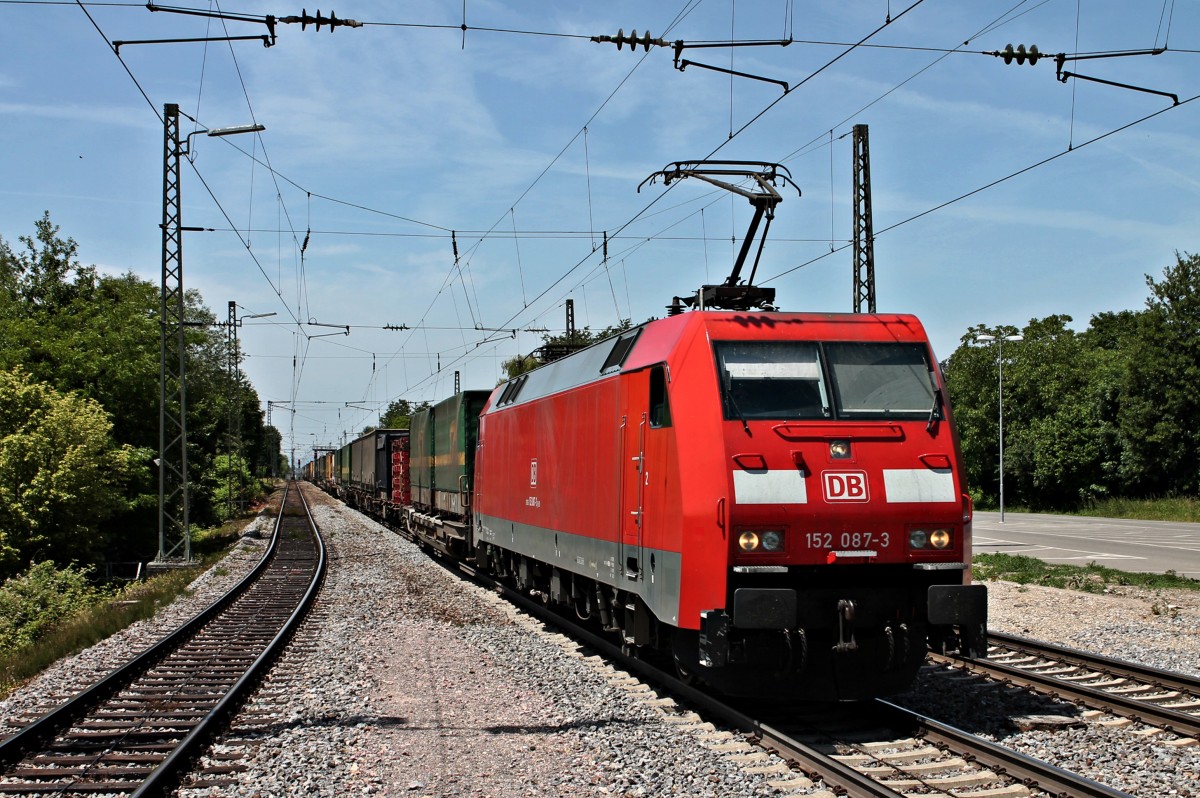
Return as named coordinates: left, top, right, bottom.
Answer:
left=0, top=567, right=201, bottom=698
left=1075, top=496, right=1200, bottom=523
left=0, top=514, right=263, bottom=700
left=977, top=496, right=1200, bottom=523
left=973, top=552, right=1200, bottom=594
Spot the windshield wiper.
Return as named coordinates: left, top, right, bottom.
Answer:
left=723, top=371, right=752, bottom=436
left=926, top=370, right=944, bottom=433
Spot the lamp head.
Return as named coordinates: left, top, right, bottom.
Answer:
left=206, top=123, right=265, bottom=137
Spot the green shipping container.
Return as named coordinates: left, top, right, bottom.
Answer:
left=410, top=406, right=434, bottom=509
left=432, top=391, right=490, bottom=519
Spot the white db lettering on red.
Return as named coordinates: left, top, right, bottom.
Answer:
left=822, top=471, right=869, bottom=502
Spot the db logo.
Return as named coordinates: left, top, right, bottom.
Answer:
left=823, top=471, right=870, bottom=502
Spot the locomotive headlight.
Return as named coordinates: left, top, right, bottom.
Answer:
left=829, top=440, right=851, bottom=459
left=908, top=528, right=953, bottom=550
left=761, top=530, right=784, bottom=551
left=738, top=531, right=761, bottom=551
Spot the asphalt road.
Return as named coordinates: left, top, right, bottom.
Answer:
left=972, top=511, right=1200, bottom=580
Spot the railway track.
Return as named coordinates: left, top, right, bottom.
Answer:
left=932, top=631, right=1200, bottom=740
left=422, top=551, right=1134, bottom=798
left=0, top=482, right=325, bottom=797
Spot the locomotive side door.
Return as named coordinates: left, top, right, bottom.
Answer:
left=619, top=370, right=649, bottom=581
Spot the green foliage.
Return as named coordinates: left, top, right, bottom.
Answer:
left=973, top=553, right=1200, bottom=593
left=1117, top=252, right=1200, bottom=496
left=0, top=562, right=204, bottom=695
left=0, top=561, right=103, bottom=655
left=945, top=253, right=1200, bottom=511
left=1076, top=496, right=1200, bottom=523
left=379, top=398, right=431, bottom=429
left=201, top=453, right=259, bottom=522
left=0, top=369, right=141, bottom=577
left=0, top=213, right=283, bottom=568
left=500, top=354, right=541, bottom=382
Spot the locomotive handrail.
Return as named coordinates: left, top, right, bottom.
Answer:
left=772, top=423, right=905, bottom=441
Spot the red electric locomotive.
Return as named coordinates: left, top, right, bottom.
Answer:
left=468, top=162, right=983, bottom=699
left=473, top=309, right=984, bottom=699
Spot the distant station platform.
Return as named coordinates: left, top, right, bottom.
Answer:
left=972, top=511, right=1200, bottom=580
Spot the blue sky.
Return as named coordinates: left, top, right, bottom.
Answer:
left=2, top=1, right=1197, bottom=463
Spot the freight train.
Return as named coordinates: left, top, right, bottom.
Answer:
left=303, top=162, right=986, bottom=700
left=305, top=308, right=986, bottom=700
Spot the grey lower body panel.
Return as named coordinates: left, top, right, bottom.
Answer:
left=475, top=513, right=683, bottom=626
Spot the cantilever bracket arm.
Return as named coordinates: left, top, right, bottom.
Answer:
left=672, top=39, right=792, bottom=92
left=1053, top=49, right=1177, bottom=105
left=306, top=321, right=350, bottom=339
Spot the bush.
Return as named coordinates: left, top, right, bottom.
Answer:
left=201, top=453, right=262, bottom=523
left=0, top=368, right=141, bottom=579
left=0, top=561, right=103, bottom=656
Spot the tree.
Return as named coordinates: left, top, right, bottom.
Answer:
left=1001, top=316, right=1122, bottom=508
left=378, top=398, right=431, bottom=429
left=1118, top=252, right=1200, bottom=496
left=943, top=324, right=1017, bottom=507
left=0, top=213, right=279, bottom=563
left=200, top=453, right=258, bottom=522
left=945, top=317, right=1122, bottom=510
left=252, top=425, right=284, bottom=478
left=500, top=354, right=540, bottom=382
left=0, top=369, right=142, bottom=579
left=0, top=218, right=159, bottom=450
left=0, top=212, right=96, bottom=311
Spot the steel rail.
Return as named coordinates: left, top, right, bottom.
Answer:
left=447, top=549, right=1128, bottom=798
left=874, top=700, right=1134, bottom=798
left=934, top=633, right=1200, bottom=739
left=384, top=511, right=1132, bottom=796
left=373, top=506, right=1139, bottom=797
left=991, top=630, right=1200, bottom=695
left=494, top=566, right=1136, bottom=797
left=0, top=481, right=326, bottom=796
left=453, top=560, right=902, bottom=798
left=132, top=482, right=326, bottom=797
left=0, top=496, right=286, bottom=770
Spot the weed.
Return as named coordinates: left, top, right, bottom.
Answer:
left=0, top=527, right=248, bottom=699
left=1150, top=599, right=1181, bottom=618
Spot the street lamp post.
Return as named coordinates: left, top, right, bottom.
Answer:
left=157, top=103, right=264, bottom=565
left=977, top=332, right=1023, bottom=522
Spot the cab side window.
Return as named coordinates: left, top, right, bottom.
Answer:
left=649, top=365, right=672, bottom=428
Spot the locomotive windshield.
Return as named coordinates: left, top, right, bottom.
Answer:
left=714, top=340, right=937, bottom=422
left=715, top=341, right=830, bottom=420
left=825, top=342, right=936, bottom=419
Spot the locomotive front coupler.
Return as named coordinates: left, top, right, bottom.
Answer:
left=833, top=599, right=858, bottom=653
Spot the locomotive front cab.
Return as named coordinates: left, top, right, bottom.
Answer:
left=682, top=315, right=986, bottom=700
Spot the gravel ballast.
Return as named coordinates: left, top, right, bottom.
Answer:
left=3, top=491, right=1199, bottom=797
